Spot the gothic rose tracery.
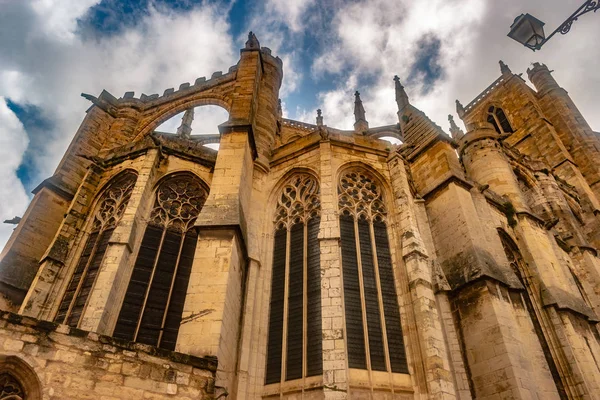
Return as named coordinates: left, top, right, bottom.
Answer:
left=92, top=171, right=137, bottom=231
left=274, top=173, right=320, bottom=229
left=149, top=174, right=208, bottom=232
left=0, top=373, right=24, bottom=400
left=338, top=169, right=386, bottom=222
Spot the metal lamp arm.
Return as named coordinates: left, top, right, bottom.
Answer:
left=538, top=0, right=599, bottom=49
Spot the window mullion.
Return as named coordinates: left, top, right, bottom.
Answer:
left=494, top=114, right=503, bottom=134
left=369, top=222, right=392, bottom=373
left=302, top=221, right=308, bottom=380
left=280, top=226, right=291, bottom=383
left=156, top=230, right=187, bottom=348
left=133, top=226, right=168, bottom=342
left=62, top=230, right=103, bottom=324
left=354, top=218, right=372, bottom=372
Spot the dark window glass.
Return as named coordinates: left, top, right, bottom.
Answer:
left=338, top=169, right=408, bottom=374
left=266, top=174, right=322, bottom=384
left=113, top=173, right=207, bottom=350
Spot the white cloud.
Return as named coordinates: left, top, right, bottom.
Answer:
left=30, top=0, right=102, bottom=41
left=295, top=0, right=600, bottom=135
left=0, top=1, right=237, bottom=184
left=264, top=0, right=316, bottom=32
left=0, top=98, right=30, bottom=248
left=0, top=1, right=238, bottom=248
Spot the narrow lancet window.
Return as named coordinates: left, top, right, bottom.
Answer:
left=113, top=173, right=208, bottom=351
left=265, top=173, right=322, bottom=384
left=338, top=169, right=408, bottom=374
left=487, top=105, right=514, bottom=134
left=55, top=170, right=137, bottom=327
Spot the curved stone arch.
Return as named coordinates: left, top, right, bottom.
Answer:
left=151, top=170, right=210, bottom=194
left=82, top=169, right=139, bottom=232
left=134, top=96, right=232, bottom=141
left=66, top=169, right=139, bottom=241
left=369, top=130, right=404, bottom=142
left=267, top=167, right=321, bottom=211
left=0, top=355, right=43, bottom=400
left=335, top=161, right=395, bottom=220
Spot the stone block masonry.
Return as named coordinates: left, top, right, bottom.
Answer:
left=0, top=311, right=217, bottom=399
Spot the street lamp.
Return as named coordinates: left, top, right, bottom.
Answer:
left=508, top=1, right=600, bottom=51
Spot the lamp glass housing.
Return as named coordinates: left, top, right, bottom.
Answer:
left=508, top=13, right=546, bottom=50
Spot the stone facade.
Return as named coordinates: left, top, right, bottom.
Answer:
left=1, top=35, right=600, bottom=399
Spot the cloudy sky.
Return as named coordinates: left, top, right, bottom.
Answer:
left=0, top=0, right=599, bottom=247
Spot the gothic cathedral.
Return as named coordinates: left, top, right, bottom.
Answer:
left=1, top=33, right=600, bottom=400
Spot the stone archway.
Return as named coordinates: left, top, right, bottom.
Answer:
left=0, top=356, right=43, bottom=400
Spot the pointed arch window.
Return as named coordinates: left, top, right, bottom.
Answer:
left=265, top=174, right=322, bottom=384
left=487, top=105, right=513, bottom=134
left=113, top=173, right=208, bottom=351
left=338, top=169, right=408, bottom=373
left=55, top=170, right=137, bottom=327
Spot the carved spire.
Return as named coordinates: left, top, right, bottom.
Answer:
left=448, top=114, right=464, bottom=140
left=245, top=31, right=260, bottom=49
left=456, top=99, right=465, bottom=118
left=316, top=109, right=323, bottom=126
left=176, top=108, right=194, bottom=138
left=394, top=75, right=409, bottom=111
left=499, top=60, right=512, bottom=75
left=354, top=91, right=369, bottom=132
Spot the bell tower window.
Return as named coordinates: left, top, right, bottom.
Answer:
left=487, top=105, right=514, bottom=134
left=265, top=173, right=322, bottom=384
left=337, top=169, right=408, bottom=374
left=113, top=172, right=208, bottom=351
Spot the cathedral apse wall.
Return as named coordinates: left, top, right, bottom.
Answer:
left=2, top=34, right=600, bottom=400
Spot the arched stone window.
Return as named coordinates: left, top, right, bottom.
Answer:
left=0, top=356, right=43, bottom=400
left=113, top=172, right=208, bottom=351
left=265, top=173, right=322, bottom=384
left=487, top=105, right=513, bottom=134
left=337, top=168, right=408, bottom=373
left=55, top=170, right=137, bottom=327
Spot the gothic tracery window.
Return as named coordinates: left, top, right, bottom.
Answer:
left=487, top=105, right=513, bottom=134
left=265, top=173, right=322, bottom=384
left=338, top=169, right=408, bottom=373
left=0, top=373, right=24, bottom=400
left=113, top=172, right=208, bottom=351
left=55, top=170, right=137, bottom=327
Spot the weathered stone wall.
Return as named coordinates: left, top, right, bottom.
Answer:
left=0, top=310, right=216, bottom=400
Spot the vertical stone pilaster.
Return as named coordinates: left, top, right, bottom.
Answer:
left=179, top=128, right=255, bottom=397
left=388, top=153, right=456, bottom=399
left=318, top=139, right=348, bottom=399
left=79, top=149, right=160, bottom=334
left=232, top=257, right=262, bottom=400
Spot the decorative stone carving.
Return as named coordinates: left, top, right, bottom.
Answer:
left=0, top=374, right=24, bottom=400
left=338, top=169, right=386, bottom=222
left=92, top=171, right=137, bottom=231
left=149, top=174, right=209, bottom=232
left=274, top=174, right=320, bottom=229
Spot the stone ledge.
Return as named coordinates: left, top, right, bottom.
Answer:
left=0, top=310, right=218, bottom=372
